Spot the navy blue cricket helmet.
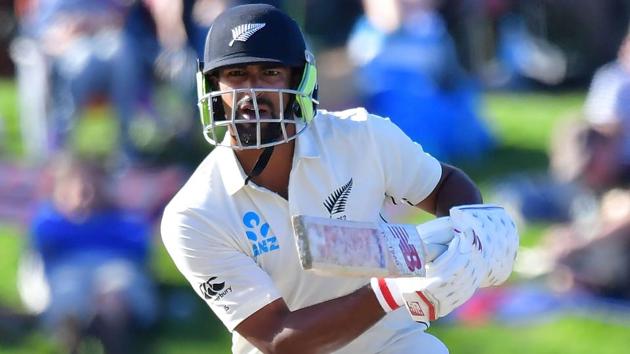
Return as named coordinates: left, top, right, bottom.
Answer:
left=196, top=4, right=318, bottom=149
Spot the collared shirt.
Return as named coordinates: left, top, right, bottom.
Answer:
left=161, top=108, right=442, bottom=354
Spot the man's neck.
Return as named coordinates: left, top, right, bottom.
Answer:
left=234, top=141, right=295, bottom=199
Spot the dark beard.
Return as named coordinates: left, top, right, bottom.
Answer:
left=232, top=95, right=291, bottom=146
left=237, top=122, right=285, bottom=146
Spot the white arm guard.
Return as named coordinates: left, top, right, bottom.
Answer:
left=371, top=229, right=485, bottom=323
left=449, top=204, right=519, bottom=287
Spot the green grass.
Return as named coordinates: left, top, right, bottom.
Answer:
left=0, top=80, right=21, bottom=157
left=0, top=226, right=25, bottom=309
left=459, top=92, right=584, bottom=180
left=2, top=79, right=626, bottom=354
left=485, top=92, right=584, bottom=151
left=431, top=316, right=630, bottom=354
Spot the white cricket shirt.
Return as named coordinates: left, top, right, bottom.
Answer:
left=161, top=108, right=443, bottom=354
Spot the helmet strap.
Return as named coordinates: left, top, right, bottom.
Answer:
left=244, top=146, right=275, bottom=185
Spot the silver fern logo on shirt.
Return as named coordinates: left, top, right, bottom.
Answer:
left=324, top=178, right=353, bottom=219
left=229, top=23, right=266, bottom=46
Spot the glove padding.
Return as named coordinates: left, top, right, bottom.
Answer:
left=449, top=204, right=519, bottom=287
left=371, top=229, right=485, bottom=323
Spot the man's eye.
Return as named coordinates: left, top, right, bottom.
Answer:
left=264, top=70, right=281, bottom=76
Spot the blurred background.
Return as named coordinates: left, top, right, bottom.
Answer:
left=1, top=0, right=630, bottom=353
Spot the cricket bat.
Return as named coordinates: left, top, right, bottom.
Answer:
left=291, top=215, right=453, bottom=278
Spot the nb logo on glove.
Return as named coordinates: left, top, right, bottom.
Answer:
left=388, top=225, right=423, bottom=271
left=407, top=301, right=426, bottom=317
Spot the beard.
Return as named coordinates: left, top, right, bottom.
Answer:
left=231, top=96, right=292, bottom=146
left=237, top=122, right=284, bottom=146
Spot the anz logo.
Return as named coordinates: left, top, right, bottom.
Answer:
left=243, top=211, right=280, bottom=257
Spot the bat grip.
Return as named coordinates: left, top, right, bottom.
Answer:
left=417, top=217, right=453, bottom=262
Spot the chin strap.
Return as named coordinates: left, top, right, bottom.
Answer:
left=244, top=146, right=275, bottom=185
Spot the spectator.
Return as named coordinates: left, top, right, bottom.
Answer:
left=494, top=32, right=630, bottom=227
left=347, top=0, right=494, bottom=161
left=14, top=0, right=159, bottom=162
left=29, top=153, right=157, bottom=354
left=542, top=34, right=630, bottom=298
left=548, top=190, right=630, bottom=300
left=551, top=32, right=630, bottom=192
left=506, top=32, right=630, bottom=302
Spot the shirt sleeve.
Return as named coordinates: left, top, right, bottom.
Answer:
left=161, top=206, right=282, bottom=332
left=368, top=114, right=442, bottom=205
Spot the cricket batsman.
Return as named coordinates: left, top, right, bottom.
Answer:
left=161, top=4, right=519, bottom=353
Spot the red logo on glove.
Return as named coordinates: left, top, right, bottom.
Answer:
left=407, top=301, right=426, bottom=317
left=388, top=225, right=422, bottom=271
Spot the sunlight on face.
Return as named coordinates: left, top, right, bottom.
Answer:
left=216, top=64, right=294, bottom=146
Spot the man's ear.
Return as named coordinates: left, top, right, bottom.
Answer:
left=207, top=72, right=220, bottom=90
left=207, top=72, right=227, bottom=121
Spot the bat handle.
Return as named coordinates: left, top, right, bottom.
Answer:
left=425, top=243, right=448, bottom=262
left=417, top=216, right=453, bottom=262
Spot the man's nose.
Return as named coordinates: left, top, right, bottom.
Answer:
left=236, top=89, right=264, bottom=106
left=243, top=73, right=262, bottom=88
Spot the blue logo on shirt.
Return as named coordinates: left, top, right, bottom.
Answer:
left=242, top=211, right=280, bottom=257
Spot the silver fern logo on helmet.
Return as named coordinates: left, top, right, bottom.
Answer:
left=229, top=23, right=266, bottom=47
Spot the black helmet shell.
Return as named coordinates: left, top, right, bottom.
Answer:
left=203, top=4, right=307, bottom=74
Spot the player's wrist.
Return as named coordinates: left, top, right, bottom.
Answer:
left=370, top=278, right=404, bottom=312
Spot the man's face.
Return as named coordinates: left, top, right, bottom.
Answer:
left=216, top=63, right=293, bottom=146
left=52, top=170, right=96, bottom=218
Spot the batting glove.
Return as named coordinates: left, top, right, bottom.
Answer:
left=449, top=204, right=519, bottom=287
left=371, top=229, right=485, bottom=323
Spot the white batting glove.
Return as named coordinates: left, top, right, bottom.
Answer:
left=449, top=204, right=519, bottom=287
left=371, top=231, right=485, bottom=323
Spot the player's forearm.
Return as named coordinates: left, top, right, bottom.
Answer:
left=418, top=164, right=482, bottom=217
left=434, top=166, right=482, bottom=216
left=268, top=286, right=385, bottom=354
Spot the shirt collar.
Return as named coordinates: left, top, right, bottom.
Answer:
left=217, top=145, right=248, bottom=196
left=294, top=123, right=320, bottom=159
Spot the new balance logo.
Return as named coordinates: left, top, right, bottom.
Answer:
left=388, top=225, right=422, bottom=271
left=229, top=23, right=266, bottom=46
left=407, top=301, right=425, bottom=317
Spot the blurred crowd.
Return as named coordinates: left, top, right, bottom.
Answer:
left=491, top=29, right=630, bottom=314
left=0, top=0, right=629, bottom=352
left=540, top=33, right=630, bottom=300
left=25, top=153, right=157, bottom=353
